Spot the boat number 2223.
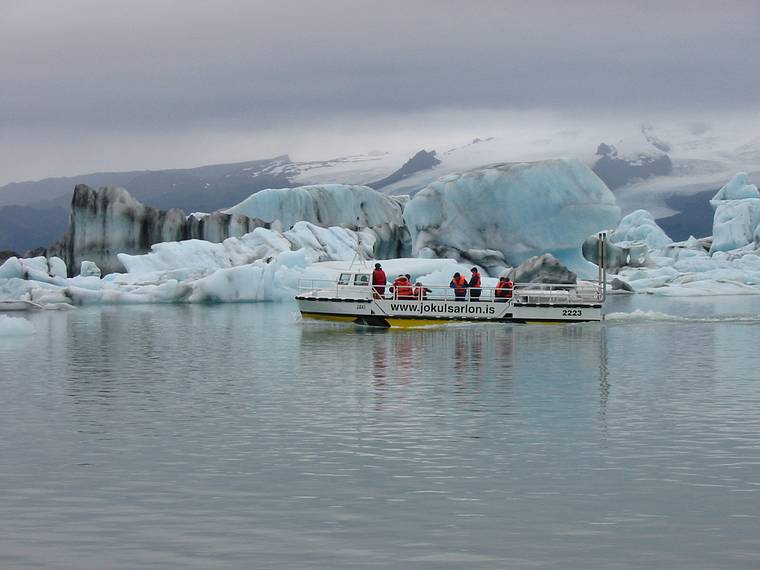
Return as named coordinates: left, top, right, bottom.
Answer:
left=562, top=309, right=583, bottom=317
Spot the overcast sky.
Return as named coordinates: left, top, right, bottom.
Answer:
left=1, top=0, right=759, bottom=184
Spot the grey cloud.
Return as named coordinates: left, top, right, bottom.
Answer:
left=1, top=0, right=759, bottom=181
left=3, top=1, right=760, bottom=125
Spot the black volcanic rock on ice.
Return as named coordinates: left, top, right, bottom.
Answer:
left=48, top=185, right=268, bottom=276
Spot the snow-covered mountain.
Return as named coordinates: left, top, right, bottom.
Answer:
left=3, top=119, right=760, bottom=253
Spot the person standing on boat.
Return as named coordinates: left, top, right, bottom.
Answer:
left=468, top=267, right=482, bottom=301
left=450, top=272, right=468, bottom=300
left=372, top=263, right=387, bottom=298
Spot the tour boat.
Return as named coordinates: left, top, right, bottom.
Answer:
left=296, top=273, right=604, bottom=327
left=296, top=234, right=609, bottom=328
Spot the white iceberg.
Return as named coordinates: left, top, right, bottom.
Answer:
left=710, top=200, right=760, bottom=253
left=403, top=158, right=620, bottom=274
left=225, top=184, right=404, bottom=229
left=710, top=172, right=760, bottom=203
left=610, top=209, right=672, bottom=249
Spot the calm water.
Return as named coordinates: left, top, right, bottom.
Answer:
left=1, top=298, right=759, bottom=569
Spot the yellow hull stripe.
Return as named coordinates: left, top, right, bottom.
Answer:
left=301, top=312, right=357, bottom=323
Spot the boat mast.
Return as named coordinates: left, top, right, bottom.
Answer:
left=597, top=231, right=607, bottom=303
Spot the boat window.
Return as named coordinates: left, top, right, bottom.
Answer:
left=354, top=274, right=370, bottom=286
left=338, top=273, right=351, bottom=286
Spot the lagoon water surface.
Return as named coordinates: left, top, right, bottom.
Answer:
left=1, top=298, right=759, bottom=569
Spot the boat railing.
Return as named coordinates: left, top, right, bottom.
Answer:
left=297, top=279, right=602, bottom=304
left=297, top=278, right=373, bottom=299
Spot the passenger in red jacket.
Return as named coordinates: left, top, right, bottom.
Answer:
left=396, top=276, right=415, bottom=300
left=413, top=282, right=432, bottom=300
left=495, top=276, right=513, bottom=301
left=450, top=272, right=468, bottom=300
left=390, top=275, right=412, bottom=299
left=372, top=263, right=387, bottom=298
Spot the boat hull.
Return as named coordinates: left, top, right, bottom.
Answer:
left=296, top=296, right=602, bottom=327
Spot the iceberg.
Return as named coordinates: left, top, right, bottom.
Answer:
left=116, top=223, right=376, bottom=280
left=710, top=200, right=760, bottom=253
left=610, top=210, right=672, bottom=249
left=583, top=172, right=760, bottom=295
left=7, top=165, right=760, bottom=305
left=583, top=210, right=671, bottom=269
left=79, top=260, right=102, bottom=278
left=0, top=218, right=461, bottom=306
left=706, top=173, right=760, bottom=253
left=402, top=158, right=620, bottom=274
left=225, top=184, right=404, bottom=229
left=47, top=185, right=268, bottom=276
left=710, top=172, right=760, bottom=203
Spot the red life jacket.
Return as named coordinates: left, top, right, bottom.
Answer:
left=413, top=286, right=428, bottom=300
left=397, top=279, right=414, bottom=299
left=451, top=276, right=468, bottom=295
left=496, top=280, right=513, bottom=298
left=470, top=272, right=481, bottom=288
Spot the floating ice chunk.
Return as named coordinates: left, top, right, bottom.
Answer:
left=48, top=257, right=67, bottom=278
left=79, top=261, right=102, bottom=278
left=711, top=172, right=760, bottom=203
left=710, top=199, right=760, bottom=253
left=117, top=223, right=373, bottom=278
left=0, top=256, right=68, bottom=285
left=284, top=222, right=376, bottom=262
left=611, top=209, right=672, bottom=249
left=186, top=249, right=311, bottom=303
left=0, top=257, right=23, bottom=279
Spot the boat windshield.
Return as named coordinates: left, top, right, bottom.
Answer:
left=354, top=274, right=370, bottom=286
left=338, top=273, right=352, bottom=286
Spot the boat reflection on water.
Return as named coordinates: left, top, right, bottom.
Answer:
left=298, top=319, right=610, bottom=421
